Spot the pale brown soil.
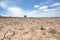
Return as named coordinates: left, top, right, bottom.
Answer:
left=0, top=17, right=60, bottom=40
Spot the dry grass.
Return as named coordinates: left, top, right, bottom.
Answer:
left=0, top=17, right=60, bottom=40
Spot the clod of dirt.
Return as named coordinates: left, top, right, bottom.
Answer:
left=48, top=28, right=56, bottom=34
left=40, top=27, right=45, bottom=30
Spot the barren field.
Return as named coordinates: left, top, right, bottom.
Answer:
left=0, top=17, right=60, bottom=40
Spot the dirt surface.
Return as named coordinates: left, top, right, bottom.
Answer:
left=0, top=17, right=60, bottom=40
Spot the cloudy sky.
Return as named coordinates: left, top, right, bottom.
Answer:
left=0, top=0, right=60, bottom=17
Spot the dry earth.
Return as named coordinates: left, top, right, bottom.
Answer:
left=0, top=17, right=60, bottom=40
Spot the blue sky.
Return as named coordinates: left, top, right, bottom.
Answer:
left=0, top=0, right=60, bottom=17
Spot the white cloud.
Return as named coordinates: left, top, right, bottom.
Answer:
left=7, top=6, right=39, bottom=17
left=44, top=0, right=52, bottom=4
left=0, top=2, right=8, bottom=8
left=7, top=7, right=25, bottom=17
left=7, top=7, right=39, bottom=17
left=51, top=3, right=60, bottom=7
left=25, top=8, right=60, bottom=17
left=39, top=6, right=48, bottom=9
left=8, top=7, right=23, bottom=14
left=0, top=1, right=12, bottom=8
left=29, top=10, right=60, bottom=17
left=34, top=3, right=60, bottom=12
left=34, top=5, right=39, bottom=8
left=26, top=10, right=39, bottom=17
left=38, top=0, right=52, bottom=6
left=42, top=8, right=59, bottom=12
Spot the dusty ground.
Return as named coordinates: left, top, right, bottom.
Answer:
left=0, top=17, right=60, bottom=40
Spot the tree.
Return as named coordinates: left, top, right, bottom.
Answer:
left=24, top=15, right=27, bottom=18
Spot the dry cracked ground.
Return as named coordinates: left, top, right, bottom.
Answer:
left=0, top=17, right=60, bottom=40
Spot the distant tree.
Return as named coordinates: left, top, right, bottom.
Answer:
left=24, top=15, right=27, bottom=18
left=9, top=16, right=11, bottom=17
left=0, top=15, right=2, bottom=17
